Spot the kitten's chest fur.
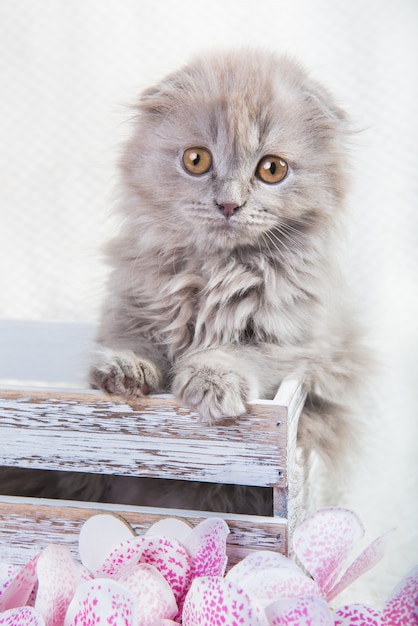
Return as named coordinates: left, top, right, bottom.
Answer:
left=148, top=248, right=317, bottom=359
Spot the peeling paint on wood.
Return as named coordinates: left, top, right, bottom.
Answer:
left=0, top=496, right=288, bottom=569
left=0, top=377, right=306, bottom=565
left=0, top=390, right=291, bottom=486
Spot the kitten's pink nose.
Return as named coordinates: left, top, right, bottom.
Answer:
left=218, top=201, right=240, bottom=218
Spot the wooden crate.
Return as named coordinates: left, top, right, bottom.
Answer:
left=0, top=377, right=306, bottom=568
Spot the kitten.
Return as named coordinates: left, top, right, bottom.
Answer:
left=2, top=50, right=367, bottom=514
left=90, top=49, right=366, bottom=464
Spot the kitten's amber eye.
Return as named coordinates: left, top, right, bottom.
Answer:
left=256, top=155, right=288, bottom=184
left=182, top=147, right=212, bottom=176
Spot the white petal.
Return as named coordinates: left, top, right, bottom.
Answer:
left=383, top=565, right=418, bottom=626
left=226, top=551, right=303, bottom=586
left=334, top=603, right=382, bottom=625
left=0, top=555, right=39, bottom=612
left=183, top=518, right=229, bottom=578
left=64, top=578, right=137, bottom=626
left=78, top=514, right=135, bottom=574
left=35, top=545, right=79, bottom=626
left=118, top=563, right=178, bottom=624
left=124, top=536, right=191, bottom=605
left=0, top=564, right=20, bottom=599
left=97, top=537, right=146, bottom=578
left=239, top=567, right=322, bottom=607
left=293, top=507, right=364, bottom=595
left=265, top=595, right=334, bottom=625
left=145, top=518, right=192, bottom=543
left=327, top=530, right=393, bottom=601
left=182, top=576, right=268, bottom=626
left=0, top=606, right=46, bottom=625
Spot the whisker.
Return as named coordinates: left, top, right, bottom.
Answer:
left=270, top=222, right=305, bottom=255
left=262, top=231, right=288, bottom=265
left=268, top=227, right=296, bottom=257
left=259, top=233, right=282, bottom=273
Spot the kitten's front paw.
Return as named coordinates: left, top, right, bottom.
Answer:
left=89, top=348, right=162, bottom=397
left=172, top=363, right=249, bottom=422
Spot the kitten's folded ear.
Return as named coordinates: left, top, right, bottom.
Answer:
left=303, top=81, right=348, bottom=128
left=137, top=82, right=172, bottom=115
left=136, top=66, right=195, bottom=116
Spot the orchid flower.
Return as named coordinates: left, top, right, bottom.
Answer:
left=0, top=546, right=83, bottom=626
left=292, top=507, right=394, bottom=602
left=181, top=548, right=335, bottom=625
left=181, top=507, right=401, bottom=625
left=182, top=558, right=418, bottom=626
left=1, top=507, right=416, bottom=626
left=0, top=514, right=229, bottom=625
left=335, top=565, right=418, bottom=626
left=182, top=574, right=335, bottom=625
left=76, top=512, right=228, bottom=621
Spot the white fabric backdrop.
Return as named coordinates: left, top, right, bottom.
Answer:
left=0, top=0, right=417, bottom=607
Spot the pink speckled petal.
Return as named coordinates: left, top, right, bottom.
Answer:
left=327, top=530, right=393, bottom=602
left=334, top=604, right=383, bottom=625
left=145, top=518, right=192, bottom=543
left=226, top=551, right=303, bottom=587
left=293, top=508, right=364, bottom=595
left=97, top=536, right=146, bottom=578
left=130, top=536, right=192, bottom=605
left=150, top=621, right=181, bottom=626
left=118, top=563, right=178, bottom=624
left=182, top=576, right=268, bottom=626
left=183, top=518, right=229, bottom=579
left=74, top=562, right=93, bottom=583
left=0, top=564, right=19, bottom=599
left=382, top=565, right=418, bottom=626
left=0, top=606, right=45, bottom=625
left=63, top=578, right=137, bottom=626
left=239, top=567, right=322, bottom=606
left=78, top=513, right=135, bottom=575
left=0, top=554, right=39, bottom=611
left=264, top=595, right=334, bottom=625
left=35, top=545, right=79, bottom=626
left=96, top=533, right=192, bottom=606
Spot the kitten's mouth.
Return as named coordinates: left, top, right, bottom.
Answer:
left=202, top=203, right=249, bottom=244
left=213, top=214, right=249, bottom=245
left=217, top=215, right=239, bottom=234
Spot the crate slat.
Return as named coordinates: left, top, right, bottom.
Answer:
left=0, top=377, right=306, bottom=565
left=0, top=496, right=287, bottom=569
left=0, top=390, right=289, bottom=487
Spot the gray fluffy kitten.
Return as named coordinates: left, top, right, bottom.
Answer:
left=1, top=51, right=367, bottom=514
left=0, top=51, right=367, bottom=514
left=90, top=49, right=366, bottom=466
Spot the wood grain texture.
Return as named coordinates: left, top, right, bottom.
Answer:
left=0, top=496, right=287, bottom=569
left=0, top=377, right=306, bottom=565
left=0, top=389, right=289, bottom=487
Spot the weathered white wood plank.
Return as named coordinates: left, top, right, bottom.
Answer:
left=0, top=377, right=306, bottom=564
left=0, top=496, right=288, bottom=568
left=282, top=379, right=308, bottom=539
left=0, top=389, right=291, bottom=487
left=272, top=377, right=307, bottom=517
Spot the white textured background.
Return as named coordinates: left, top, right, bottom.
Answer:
left=0, top=0, right=417, bottom=608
